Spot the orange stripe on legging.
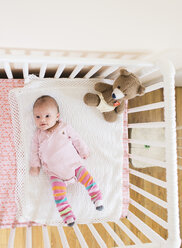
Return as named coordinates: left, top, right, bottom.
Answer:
left=54, top=192, right=66, bottom=197
left=78, top=171, right=89, bottom=183
left=84, top=176, right=93, bottom=187
left=52, top=186, right=66, bottom=191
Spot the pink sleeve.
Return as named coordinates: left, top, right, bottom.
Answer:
left=66, top=124, right=90, bottom=159
left=29, top=130, right=41, bottom=168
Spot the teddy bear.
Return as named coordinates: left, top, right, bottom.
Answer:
left=83, top=69, right=145, bottom=122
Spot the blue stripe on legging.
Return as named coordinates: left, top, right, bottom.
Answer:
left=55, top=198, right=67, bottom=204
left=86, top=182, right=96, bottom=190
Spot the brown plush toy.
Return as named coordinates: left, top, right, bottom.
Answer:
left=83, top=69, right=145, bottom=122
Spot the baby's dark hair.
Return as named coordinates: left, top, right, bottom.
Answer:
left=33, top=95, right=59, bottom=113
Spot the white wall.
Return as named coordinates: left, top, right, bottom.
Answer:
left=0, top=0, right=182, bottom=52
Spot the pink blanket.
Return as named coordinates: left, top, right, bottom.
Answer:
left=0, top=79, right=129, bottom=228
left=0, top=79, right=23, bottom=228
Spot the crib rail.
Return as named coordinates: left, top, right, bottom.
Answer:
left=127, top=60, right=180, bottom=248
left=0, top=54, right=153, bottom=80
left=0, top=53, right=181, bottom=248
left=0, top=47, right=149, bottom=59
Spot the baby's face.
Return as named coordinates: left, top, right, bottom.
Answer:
left=33, top=104, right=59, bottom=131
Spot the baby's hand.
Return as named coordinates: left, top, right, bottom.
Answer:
left=29, top=167, right=40, bottom=176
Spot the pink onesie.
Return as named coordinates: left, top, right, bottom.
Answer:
left=29, top=121, right=89, bottom=181
left=30, top=121, right=103, bottom=225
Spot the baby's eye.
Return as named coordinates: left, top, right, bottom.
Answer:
left=46, top=115, right=50, bottom=118
left=36, top=116, right=40, bottom=119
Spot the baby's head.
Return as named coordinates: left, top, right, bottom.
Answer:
left=33, top=95, right=60, bottom=131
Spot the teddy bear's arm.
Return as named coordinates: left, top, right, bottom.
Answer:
left=115, top=102, right=125, bottom=114
left=94, top=82, right=112, bottom=93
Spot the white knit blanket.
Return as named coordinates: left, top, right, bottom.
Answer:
left=9, top=78, right=124, bottom=225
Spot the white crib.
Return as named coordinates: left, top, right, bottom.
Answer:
left=0, top=49, right=180, bottom=248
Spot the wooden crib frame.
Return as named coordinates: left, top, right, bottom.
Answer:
left=0, top=49, right=180, bottom=248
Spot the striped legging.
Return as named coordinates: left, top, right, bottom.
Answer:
left=50, top=166, right=102, bottom=224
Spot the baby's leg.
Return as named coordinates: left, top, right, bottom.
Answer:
left=50, top=176, right=75, bottom=226
left=75, top=166, right=104, bottom=210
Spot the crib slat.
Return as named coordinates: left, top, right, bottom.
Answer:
left=128, top=139, right=165, bottom=148
left=57, top=226, right=70, bottom=248
left=4, top=62, right=13, bottom=79
left=145, top=82, right=164, bottom=93
left=69, top=65, right=84, bottom=79
left=8, top=228, right=16, bottom=248
left=121, top=54, right=137, bottom=59
left=130, top=183, right=167, bottom=208
left=26, top=227, right=32, bottom=248
left=97, top=66, right=119, bottom=78
left=102, top=222, right=125, bottom=247
left=128, top=122, right=165, bottom=129
left=23, top=63, right=29, bottom=79
left=39, top=63, right=47, bottom=78
left=54, top=64, right=65, bottom=78
left=117, top=243, right=163, bottom=248
left=42, top=226, right=51, bottom=248
left=115, top=220, right=143, bottom=245
left=99, top=53, right=119, bottom=59
left=84, top=65, right=102, bottom=78
left=128, top=102, right=165, bottom=113
left=87, top=224, right=107, bottom=248
left=130, top=199, right=168, bottom=229
left=129, top=154, right=166, bottom=168
left=73, top=225, right=89, bottom=248
left=130, top=169, right=166, bottom=188
left=140, top=68, right=160, bottom=83
left=127, top=211, right=165, bottom=244
left=177, top=126, right=182, bottom=130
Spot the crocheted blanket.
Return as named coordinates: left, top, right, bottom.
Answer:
left=0, top=78, right=129, bottom=228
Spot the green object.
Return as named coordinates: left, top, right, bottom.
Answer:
left=144, top=145, right=150, bottom=148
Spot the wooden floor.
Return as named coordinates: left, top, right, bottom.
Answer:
left=0, top=88, right=181, bottom=247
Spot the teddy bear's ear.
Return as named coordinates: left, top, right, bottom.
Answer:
left=137, top=85, right=145, bottom=95
left=120, top=69, right=131, bottom=76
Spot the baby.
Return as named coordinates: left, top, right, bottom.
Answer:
left=29, top=95, right=103, bottom=226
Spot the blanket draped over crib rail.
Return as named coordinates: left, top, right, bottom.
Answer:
left=0, top=79, right=24, bottom=228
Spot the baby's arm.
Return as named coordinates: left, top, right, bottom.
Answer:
left=66, top=124, right=89, bottom=159
left=29, top=131, right=41, bottom=176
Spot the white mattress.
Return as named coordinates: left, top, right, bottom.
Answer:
left=9, top=78, right=124, bottom=225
